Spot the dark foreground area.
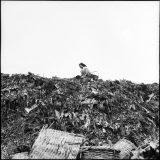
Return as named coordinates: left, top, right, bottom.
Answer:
left=1, top=72, right=159, bottom=159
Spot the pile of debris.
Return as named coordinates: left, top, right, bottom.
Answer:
left=1, top=72, right=159, bottom=159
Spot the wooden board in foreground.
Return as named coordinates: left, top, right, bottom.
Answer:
left=29, top=128, right=84, bottom=159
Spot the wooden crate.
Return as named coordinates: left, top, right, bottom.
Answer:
left=79, top=146, right=120, bottom=159
left=29, top=127, right=85, bottom=159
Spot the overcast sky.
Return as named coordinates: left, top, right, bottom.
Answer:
left=1, top=1, right=159, bottom=84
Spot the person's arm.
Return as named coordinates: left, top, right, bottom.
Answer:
left=80, top=68, right=85, bottom=77
left=81, top=67, right=90, bottom=77
left=81, top=70, right=85, bottom=78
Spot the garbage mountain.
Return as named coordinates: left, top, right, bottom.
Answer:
left=1, top=72, right=159, bottom=159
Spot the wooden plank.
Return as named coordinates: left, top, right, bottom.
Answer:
left=29, top=128, right=84, bottom=159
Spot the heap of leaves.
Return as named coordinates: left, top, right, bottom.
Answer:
left=1, top=72, right=159, bottom=159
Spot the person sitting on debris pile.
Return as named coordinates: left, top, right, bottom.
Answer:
left=75, top=63, right=98, bottom=81
left=79, top=63, right=91, bottom=78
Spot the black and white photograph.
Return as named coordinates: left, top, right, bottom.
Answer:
left=1, top=1, right=159, bottom=159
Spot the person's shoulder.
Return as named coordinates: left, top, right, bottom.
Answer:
left=84, top=67, right=91, bottom=73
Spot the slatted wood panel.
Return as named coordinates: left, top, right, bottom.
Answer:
left=29, top=128, right=84, bottom=159
left=80, top=146, right=120, bottom=159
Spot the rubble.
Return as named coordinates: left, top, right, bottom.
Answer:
left=1, top=72, right=159, bottom=159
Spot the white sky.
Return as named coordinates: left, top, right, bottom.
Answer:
left=1, top=1, right=159, bottom=84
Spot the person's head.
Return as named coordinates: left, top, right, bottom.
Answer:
left=79, top=63, right=87, bottom=69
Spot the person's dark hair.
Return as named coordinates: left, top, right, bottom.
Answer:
left=79, top=63, right=87, bottom=67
